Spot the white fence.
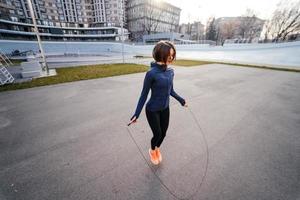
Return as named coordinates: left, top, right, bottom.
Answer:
left=1, top=40, right=300, bottom=67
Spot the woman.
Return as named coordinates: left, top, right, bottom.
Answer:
left=128, top=41, right=188, bottom=165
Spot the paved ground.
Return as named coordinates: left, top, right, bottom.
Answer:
left=0, top=64, right=299, bottom=200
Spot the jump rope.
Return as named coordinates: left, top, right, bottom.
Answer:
left=125, top=101, right=209, bottom=200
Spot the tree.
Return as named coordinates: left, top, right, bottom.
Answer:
left=239, top=9, right=261, bottom=41
left=265, top=0, right=300, bottom=41
left=262, top=20, right=272, bottom=42
left=140, top=0, right=164, bottom=35
left=206, top=17, right=217, bottom=41
left=169, top=14, right=178, bottom=32
left=211, top=20, right=236, bottom=45
left=220, top=21, right=236, bottom=43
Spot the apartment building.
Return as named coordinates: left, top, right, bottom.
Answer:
left=0, top=0, right=128, bottom=41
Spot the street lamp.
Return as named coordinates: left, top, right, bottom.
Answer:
left=26, top=0, right=49, bottom=74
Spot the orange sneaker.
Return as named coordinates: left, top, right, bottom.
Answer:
left=155, top=147, right=162, bottom=163
left=149, top=149, right=159, bottom=165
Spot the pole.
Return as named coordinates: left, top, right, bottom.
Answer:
left=27, top=0, right=49, bottom=73
left=120, top=0, right=125, bottom=63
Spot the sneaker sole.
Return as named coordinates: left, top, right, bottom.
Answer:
left=149, top=149, right=159, bottom=165
left=156, top=149, right=162, bottom=163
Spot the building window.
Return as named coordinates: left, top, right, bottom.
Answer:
left=6, top=0, right=12, bottom=6
left=10, top=16, right=18, bottom=22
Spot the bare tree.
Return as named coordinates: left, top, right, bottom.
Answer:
left=140, top=0, right=164, bottom=35
left=262, top=20, right=272, bottom=42
left=266, top=0, right=300, bottom=41
left=239, top=9, right=261, bottom=41
left=219, top=21, right=236, bottom=44
left=221, top=21, right=236, bottom=40
left=170, top=13, right=181, bottom=33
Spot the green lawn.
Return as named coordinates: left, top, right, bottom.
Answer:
left=172, top=59, right=215, bottom=66
left=0, top=59, right=25, bottom=65
left=216, top=62, right=300, bottom=73
left=1, top=60, right=298, bottom=92
left=172, top=59, right=300, bottom=72
left=11, top=59, right=25, bottom=65
left=0, top=63, right=148, bottom=92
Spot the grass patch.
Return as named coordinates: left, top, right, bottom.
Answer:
left=216, top=62, right=300, bottom=73
left=173, top=59, right=300, bottom=72
left=10, top=59, right=25, bottom=65
left=0, top=63, right=148, bottom=92
left=134, top=55, right=152, bottom=58
left=173, top=59, right=215, bottom=66
left=1, top=59, right=25, bottom=65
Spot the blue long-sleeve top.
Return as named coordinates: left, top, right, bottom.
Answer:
left=132, top=62, right=185, bottom=119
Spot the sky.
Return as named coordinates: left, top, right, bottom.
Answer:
left=164, top=0, right=281, bottom=24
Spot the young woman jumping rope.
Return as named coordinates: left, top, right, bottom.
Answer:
left=128, top=41, right=188, bottom=165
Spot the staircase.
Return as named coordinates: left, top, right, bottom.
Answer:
left=0, top=51, right=15, bottom=85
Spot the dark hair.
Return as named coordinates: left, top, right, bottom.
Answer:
left=152, top=41, right=176, bottom=65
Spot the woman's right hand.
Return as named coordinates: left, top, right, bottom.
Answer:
left=128, top=116, right=137, bottom=126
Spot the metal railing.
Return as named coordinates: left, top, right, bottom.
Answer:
left=0, top=51, right=15, bottom=85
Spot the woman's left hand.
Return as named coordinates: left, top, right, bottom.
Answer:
left=184, top=101, right=188, bottom=107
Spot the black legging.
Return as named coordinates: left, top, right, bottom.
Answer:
left=145, top=106, right=170, bottom=150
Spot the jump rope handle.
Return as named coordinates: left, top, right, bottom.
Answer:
left=127, top=119, right=137, bottom=126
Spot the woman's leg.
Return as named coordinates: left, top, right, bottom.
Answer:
left=146, top=107, right=163, bottom=150
left=157, top=106, right=170, bottom=148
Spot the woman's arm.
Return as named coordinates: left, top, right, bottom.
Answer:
left=170, top=84, right=185, bottom=106
left=132, top=71, right=153, bottom=119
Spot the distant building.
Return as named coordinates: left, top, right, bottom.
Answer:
left=0, top=0, right=129, bottom=41
left=179, top=21, right=204, bottom=40
left=178, top=23, right=188, bottom=35
left=214, top=16, right=265, bottom=43
left=126, top=0, right=181, bottom=41
left=142, top=32, right=193, bottom=44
